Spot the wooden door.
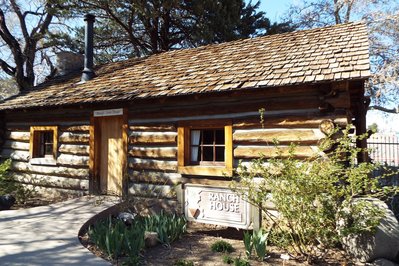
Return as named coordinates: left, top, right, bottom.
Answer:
left=98, top=116, right=124, bottom=195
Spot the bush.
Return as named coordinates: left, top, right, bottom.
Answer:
left=222, top=255, right=250, bottom=266
left=232, top=126, right=397, bottom=261
left=211, top=240, right=234, bottom=253
left=0, top=159, right=32, bottom=204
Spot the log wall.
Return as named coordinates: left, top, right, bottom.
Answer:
left=3, top=110, right=91, bottom=199
left=0, top=82, right=354, bottom=201
left=126, top=84, right=351, bottom=200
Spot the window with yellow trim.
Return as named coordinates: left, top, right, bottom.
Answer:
left=30, top=126, right=58, bottom=165
left=178, top=120, right=233, bottom=177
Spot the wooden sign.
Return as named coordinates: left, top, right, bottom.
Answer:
left=184, top=184, right=252, bottom=229
left=93, top=108, right=123, bottom=117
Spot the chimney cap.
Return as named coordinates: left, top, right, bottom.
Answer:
left=84, top=13, right=95, bottom=22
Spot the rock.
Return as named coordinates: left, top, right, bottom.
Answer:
left=0, top=194, right=16, bottom=210
left=341, top=198, right=399, bottom=263
left=368, top=258, right=399, bottom=266
left=144, top=231, right=159, bottom=247
left=117, top=212, right=136, bottom=225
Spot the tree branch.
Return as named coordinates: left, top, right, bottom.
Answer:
left=0, top=58, right=15, bottom=76
left=368, top=106, right=399, bottom=114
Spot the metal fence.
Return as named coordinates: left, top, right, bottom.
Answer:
left=368, top=133, right=399, bottom=167
left=367, top=133, right=399, bottom=184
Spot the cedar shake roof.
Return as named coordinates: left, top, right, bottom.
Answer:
left=0, top=22, right=370, bottom=111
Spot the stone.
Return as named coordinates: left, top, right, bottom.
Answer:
left=341, top=198, right=399, bottom=263
left=0, top=194, right=16, bottom=210
left=368, top=258, right=399, bottom=266
left=144, top=231, right=159, bottom=248
left=117, top=212, right=136, bottom=226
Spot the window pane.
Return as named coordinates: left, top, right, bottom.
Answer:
left=215, top=147, right=225, bottom=161
left=203, top=147, right=213, bottom=161
left=215, top=129, right=224, bottom=144
left=202, top=130, right=214, bottom=144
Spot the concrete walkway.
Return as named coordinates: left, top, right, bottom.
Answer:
left=0, top=196, right=119, bottom=266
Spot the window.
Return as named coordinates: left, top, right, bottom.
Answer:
left=30, top=126, right=58, bottom=165
left=178, top=120, right=232, bottom=176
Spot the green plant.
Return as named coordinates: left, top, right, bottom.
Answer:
left=88, top=212, right=187, bottom=263
left=243, top=231, right=253, bottom=258
left=142, top=211, right=187, bottom=245
left=211, top=240, right=234, bottom=253
left=223, top=255, right=234, bottom=264
left=243, top=229, right=268, bottom=260
left=232, top=126, right=398, bottom=261
left=0, top=159, right=32, bottom=204
left=252, top=229, right=268, bottom=260
left=88, top=217, right=144, bottom=261
left=173, top=259, right=194, bottom=266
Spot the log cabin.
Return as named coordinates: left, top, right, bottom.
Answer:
left=0, top=19, right=370, bottom=226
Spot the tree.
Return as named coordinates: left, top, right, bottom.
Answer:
left=0, top=0, right=65, bottom=91
left=59, top=0, right=294, bottom=62
left=285, top=0, right=399, bottom=113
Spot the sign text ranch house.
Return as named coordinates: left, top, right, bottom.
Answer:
left=0, top=22, right=370, bottom=228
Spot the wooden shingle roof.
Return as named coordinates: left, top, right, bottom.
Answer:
left=0, top=22, right=369, bottom=111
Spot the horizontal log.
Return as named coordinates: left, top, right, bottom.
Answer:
left=1, top=149, right=29, bottom=161
left=57, top=154, right=89, bottom=167
left=128, top=158, right=177, bottom=171
left=233, top=114, right=349, bottom=129
left=233, top=129, right=324, bottom=145
left=7, top=121, right=89, bottom=127
left=5, top=131, right=30, bottom=141
left=2, top=140, right=30, bottom=151
left=5, top=126, right=29, bottom=132
left=128, top=146, right=177, bottom=159
left=325, top=91, right=350, bottom=109
left=59, top=144, right=89, bottom=155
left=129, top=170, right=182, bottom=185
left=128, top=109, right=322, bottom=125
left=129, top=132, right=177, bottom=144
left=234, top=145, right=317, bottom=159
left=129, top=124, right=176, bottom=132
left=11, top=161, right=89, bottom=178
left=128, top=183, right=177, bottom=199
left=13, top=173, right=89, bottom=190
left=59, top=132, right=90, bottom=143
left=59, top=125, right=90, bottom=132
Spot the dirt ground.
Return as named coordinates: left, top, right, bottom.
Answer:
left=141, top=223, right=352, bottom=266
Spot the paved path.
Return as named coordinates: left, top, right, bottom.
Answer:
left=0, top=196, right=119, bottom=266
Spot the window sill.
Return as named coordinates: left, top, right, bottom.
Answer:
left=30, top=158, right=57, bottom=166
left=178, top=166, right=232, bottom=177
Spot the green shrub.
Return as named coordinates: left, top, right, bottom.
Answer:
left=211, top=240, right=234, bottom=253
left=0, top=159, right=32, bottom=204
left=223, top=255, right=250, bottom=266
left=232, top=126, right=397, bottom=261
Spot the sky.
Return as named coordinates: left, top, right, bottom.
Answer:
left=258, top=0, right=294, bottom=22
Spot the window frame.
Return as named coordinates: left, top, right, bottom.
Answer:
left=29, top=126, right=58, bottom=165
left=178, top=120, right=233, bottom=177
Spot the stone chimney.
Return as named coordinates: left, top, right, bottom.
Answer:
left=81, top=14, right=95, bottom=82
left=55, top=52, right=84, bottom=76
